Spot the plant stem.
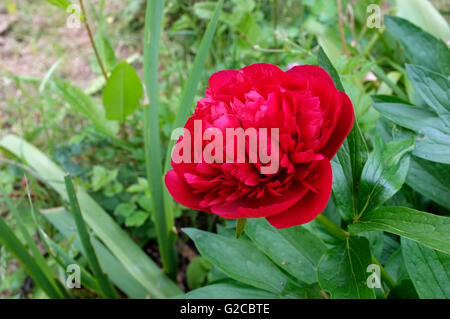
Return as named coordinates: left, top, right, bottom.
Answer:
left=337, top=0, right=349, bottom=56
left=64, top=174, right=118, bottom=298
left=79, top=0, right=108, bottom=81
left=371, top=255, right=396, bottom=290
left=315, top=214, right=349, bottom=240
left=143, top=0, right=177, bottom=279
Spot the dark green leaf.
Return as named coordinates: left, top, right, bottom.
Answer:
left=186, top=256, right=212, bottom=290
left=401, top=238, right=450, bottom=298
left=349, top=206, right=450, bottom=254
left=103, top=61, right=143, bottom=122
left=358, top=137, right=414, bottom=216
left=183, top=228, right=290, bottom=293
left=317, top=237, right=376, bottom=299
left=385, top=16, right=450, bottom=75
left=179, top=282, right=281, bottom=299
left=245, top=219, right=322, bottom=284
left=406, top=157, right=450, bottom=210
left=406, top=64, right=450, bottom=124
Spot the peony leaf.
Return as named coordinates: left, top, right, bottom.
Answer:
left=183, top=227, right=291, bottom=294
left=245, top=219, right=325, bottom=284
left=401, top=238, right=450, bottom=298
left=317, top=236, right=376, bottom=299
left=357, top=137, right=414, bottom=216
left=385, top=16, right=450, bottom=75
left=178, top=281, right=281, bottom=299
left=349, top=206, right=450, bottom=254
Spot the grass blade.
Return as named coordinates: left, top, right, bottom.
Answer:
left=142, top=0, right=177, bottom=278
left=64, top=174, right=118, bottom=299
left=0, top=216, right=62, bottom=298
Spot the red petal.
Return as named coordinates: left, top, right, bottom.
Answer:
left=266, top=159, right=333, bottom=228
left=164, top=170, right=207, bottom=212
left=320, top=92, right=355, bottom=159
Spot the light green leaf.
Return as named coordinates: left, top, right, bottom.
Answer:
left=406, top=64, right=450, bottom=125
left=245, top=219, right=323, bottom=284
left=183, top=228, right=290, bottom=293
left=125, top=210, right=148, bottom=227
left=395, top=0, right=450, bottom=42
left=103, top=61, right=143, bottom=122
left=406, top=157, right=450, bottom=210
left=401, top=237, right=450, bottom=298
left=317, top=237, right=376, bottom=299
left=46, top=0, right=71, bottom=9
left=358, top=137, right=414, bottom=216
left=385, top=16, right=450, bottom=75
left=0, top=135, right=181, bottom=298
left=186, top=256, right=212, bottom=290
left=349, top=206, right=450, bottom=254
left=50, top=79, right=118, bottom=136
left=178, top=282, right=281, bottom=299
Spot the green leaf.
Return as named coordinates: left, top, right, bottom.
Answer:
left=406, top=64, right=450, bottom=125
left=395, top=0, right=450, bottom=42
left=244, top=219, right=323, bottom=284
left=317, top=46, right=344, bottom=91
left=183, top=228, right=290, bottom=294
left=103, top=61, right=143, bottom=122
left=331, top=121, right=368, bottom=221
left=385, top=16, right=450, bottom=75
left=179, top=281, right=281, bottom=299
left=235, top=218, right=247, bottom=239
left=50, top=78, right=118, bottom=136
left=358, top=137, right=414, bottom=216
left=349, top=206, right=450, bottom=254
left=387, top=279, right=419, bottom=299
left=186, top=256, right=212, bottom=290
left=46, top=0, right=71, bottom=9
left=92, top=32, right=117, bottom=74
left=0, top=216, right=63, bottom=299
left=125, top=210, right=149, bottom=227
left=0, top=135, right=181, bottom=298
left=143, top=0, right=177, bottom=278
left=406, top=157, right=450, bottom=210
left=401, top=238, right=450, bottom=298
left=317, top=237, right=376, bottom=299
left=43, top=207, right=149, bottom=298
left=384, top=248, right=409, bottom=283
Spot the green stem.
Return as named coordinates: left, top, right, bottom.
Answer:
left=64, top=175, right=118, bottom=298
left=315, top=214, right=349, bottom=240
left=371, top=255, right=396, bottom=290
left=143, top=0, right=177, bottom=279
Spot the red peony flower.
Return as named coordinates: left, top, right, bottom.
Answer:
left=165, top=63, right=354, bottom=228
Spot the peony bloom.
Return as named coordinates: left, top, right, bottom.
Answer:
left=165, top=63, right=354, bottom=228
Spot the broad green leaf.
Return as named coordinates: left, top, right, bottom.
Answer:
left=46, top=0, right=71, bottom=9
left=0, top=135, right=181, bottom=298
left=277, top=224, right=327, bottom=266
left=385, top=248, right=409, bottom=283
left=183, top=228, right=290, bottom=293
left=385, top=16, right=450, bottom=75
left=103, top=61, right=143, bottom=122
left=395, top=0, right=450, bottom=42
left=186, top=256, right=212, bottom=290
left=42, top=207, right=149, bottom=298
left=406, top=157, right=450, bottom=210
left=349, top=206, right=450, bottom=254
left=317, top=237, right=376, bottom=299
left=406, top=64, right=450, bottom=125
left=50, top=78, right=118, bottom=136
left=178, top=282, right=281, bottom=299
left=331, top=122, right=368, bottom=221
left=318, top=46, right=368, bottom=221
left=414, top=127, right=450, bottom=164
left=358, top=137, right=414, bottom=216
left=92, top=32, right=117, bottom=74
left=401, top=238, right=450, bottom=298
left=244, top=219, right=322, bottom=284
left=373, top=102, right=446, bottom=133
left=387, top=279, right=419, bottom=299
